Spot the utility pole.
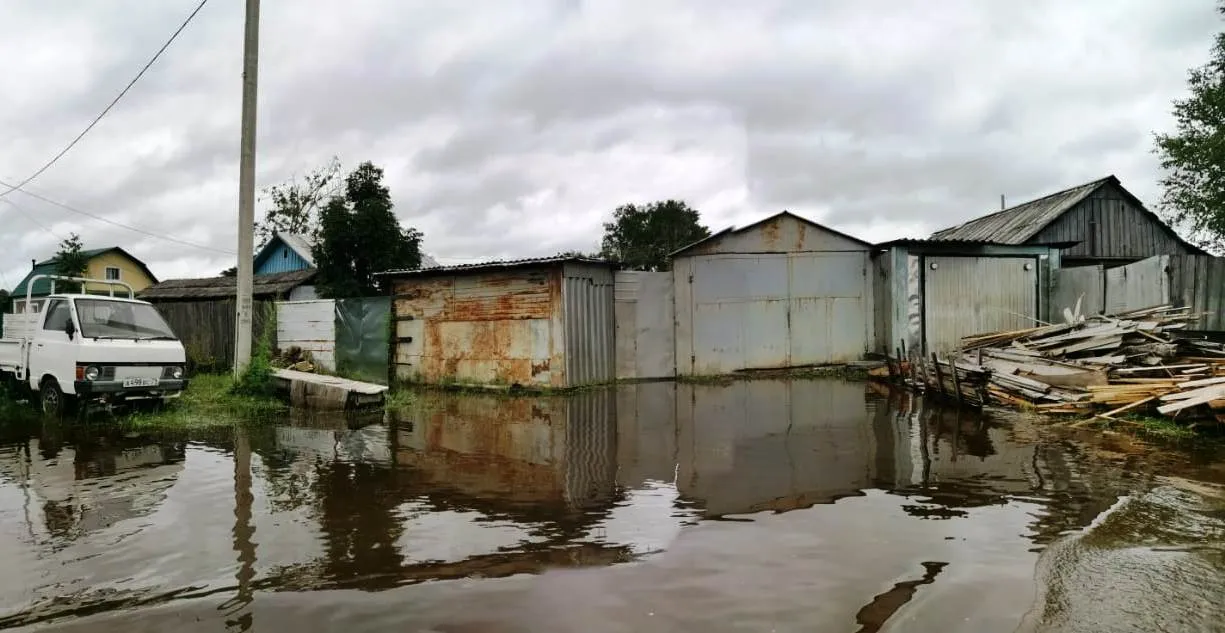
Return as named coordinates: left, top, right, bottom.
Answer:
left=234, top=0, right=260, bottom=374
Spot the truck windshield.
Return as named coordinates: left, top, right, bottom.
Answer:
left=74, top=299, right=178, bottom=340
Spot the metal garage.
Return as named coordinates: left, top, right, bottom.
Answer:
left=671, top=211, right=875, bottom=376
left=872, top=239, right=1065, bottom=359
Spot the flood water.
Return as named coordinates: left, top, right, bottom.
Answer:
left=1, top=379, right=1224, bottom=632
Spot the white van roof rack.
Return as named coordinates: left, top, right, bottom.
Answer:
left=26, top=275, right=136, bottom=302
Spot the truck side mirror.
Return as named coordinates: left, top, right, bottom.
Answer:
left=65, top=320, right=75, bottom=341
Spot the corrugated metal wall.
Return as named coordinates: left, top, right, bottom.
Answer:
left=1036, top=185, right=1191, bottom=261
left=613, top=271, right=676, bottom=380
left=563, top=263, right=615, bottom=387
left=922, top=256, right=1039, bottom=355
left=1052, top=265, right=1105, bottom=319
left=563, top=388, right=618, bottom=509
left=277, top=300, right=337, bottom=371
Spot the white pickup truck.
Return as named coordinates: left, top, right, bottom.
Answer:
left=0, top=275, right=189, bottom=416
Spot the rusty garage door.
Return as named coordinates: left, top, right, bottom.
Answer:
left=922, top=256, right=1039, bottom=356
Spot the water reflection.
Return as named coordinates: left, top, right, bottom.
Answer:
left=0, top=378, right=1221, bottom=632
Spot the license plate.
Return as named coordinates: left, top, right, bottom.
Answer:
left=122, top=377, right=158, bottom=388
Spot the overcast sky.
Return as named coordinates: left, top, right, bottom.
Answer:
left=0, top=0, right=1219, bottom=286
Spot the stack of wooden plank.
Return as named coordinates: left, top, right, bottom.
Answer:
left=952, top=305, right=1225, bottom=423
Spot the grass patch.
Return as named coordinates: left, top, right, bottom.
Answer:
left=1079, top=414, right=1201, bottom=442
left=120, top=373, right=285, bottom=431
left=384, top=388, right=416, bottom=410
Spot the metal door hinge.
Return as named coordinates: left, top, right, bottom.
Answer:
left=688, top=274, right=693, bottom=283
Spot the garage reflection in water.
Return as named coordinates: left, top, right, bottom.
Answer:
left=0, top=379, right=1223, bottom=632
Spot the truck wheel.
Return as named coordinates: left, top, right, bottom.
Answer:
left=39, top=380, right=71, bottom=418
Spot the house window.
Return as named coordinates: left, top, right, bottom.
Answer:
left=105, top=267, right=121, bottom=280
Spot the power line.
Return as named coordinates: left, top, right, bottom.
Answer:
left=0, top=199, right=61, bottom=241
left=0, top=181, right=235, bottom=255
left=0, top=0, right=210, bottom=198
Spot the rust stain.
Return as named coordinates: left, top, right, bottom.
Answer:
left=394, top=267, right=564, bottom=386
left=397, top=393, right=569, bottom=502
left=761, top=217, right=782, bottom=249
left=796, top=221, right=807, bottom=250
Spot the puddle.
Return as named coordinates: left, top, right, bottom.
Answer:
left=0, top=379, right=1222, bottom=632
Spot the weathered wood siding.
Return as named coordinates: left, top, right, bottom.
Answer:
left=1169, top=256, right=1225, bottom=331
left=1050, top=255, right=1225, bottom=330
left=277, top=300, right=337, bottom=371
left=150, top=299, right=276, bottom=371
left=1036, top=183, right=1192, bottom=263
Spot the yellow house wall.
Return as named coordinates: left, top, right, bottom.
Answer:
left=83, top=252, right=155, bottom=295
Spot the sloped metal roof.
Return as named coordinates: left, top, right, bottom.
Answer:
left=276, top=232, right=316, bottom=266
left=931, top=177, right=1112, bottom=243
left=377, top=255, right=613, bottom=277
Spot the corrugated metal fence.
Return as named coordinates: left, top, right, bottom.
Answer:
left=563, top=265, right=615, bottom=387
left=1052, top=255, right=1225, bottom=330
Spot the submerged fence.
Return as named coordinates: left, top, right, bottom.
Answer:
left=1052, top=255, right=1225, bottom=330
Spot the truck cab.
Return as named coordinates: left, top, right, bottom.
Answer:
left=0, top=275, right=189, bottom=416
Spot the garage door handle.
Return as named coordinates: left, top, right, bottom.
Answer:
left=36, top=344, right=43, bottom=348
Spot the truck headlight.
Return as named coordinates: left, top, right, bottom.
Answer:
left=84, top=366, right=100, bottom=381
left=170, top=366, right=183, bottom=379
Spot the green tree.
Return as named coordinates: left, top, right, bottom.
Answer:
left=599, top=200, right=711, bottom=270
left=257, top=156, right=342, bottom=243
left=313, top=161, right=423, bottom=298
left=555, top=249, right=597, bottom=258
left=219, top=266, right=237, bottom=277
left=1155, top=5, right=1225, bottom=251
left=53, top=233, right=89, bottom=293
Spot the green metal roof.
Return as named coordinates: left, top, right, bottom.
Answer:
left=11, top=247, right=159, bottom=299
left=11, top=262, right=64, bottom=298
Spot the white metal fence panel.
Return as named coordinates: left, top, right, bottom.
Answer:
left=277, top=299, right=337, bottom=371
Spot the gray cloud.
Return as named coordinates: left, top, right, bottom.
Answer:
left=0, top=0, right=1220, bottom=285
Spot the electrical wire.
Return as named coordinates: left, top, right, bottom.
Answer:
left=0, top=199, right=61, bottom=241
left=0, top=0, right=210, bottom=198
left=0, top=182, right=235, bottom=255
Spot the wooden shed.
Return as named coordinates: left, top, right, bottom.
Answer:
left=932, top=175, right=1206, bottom=268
